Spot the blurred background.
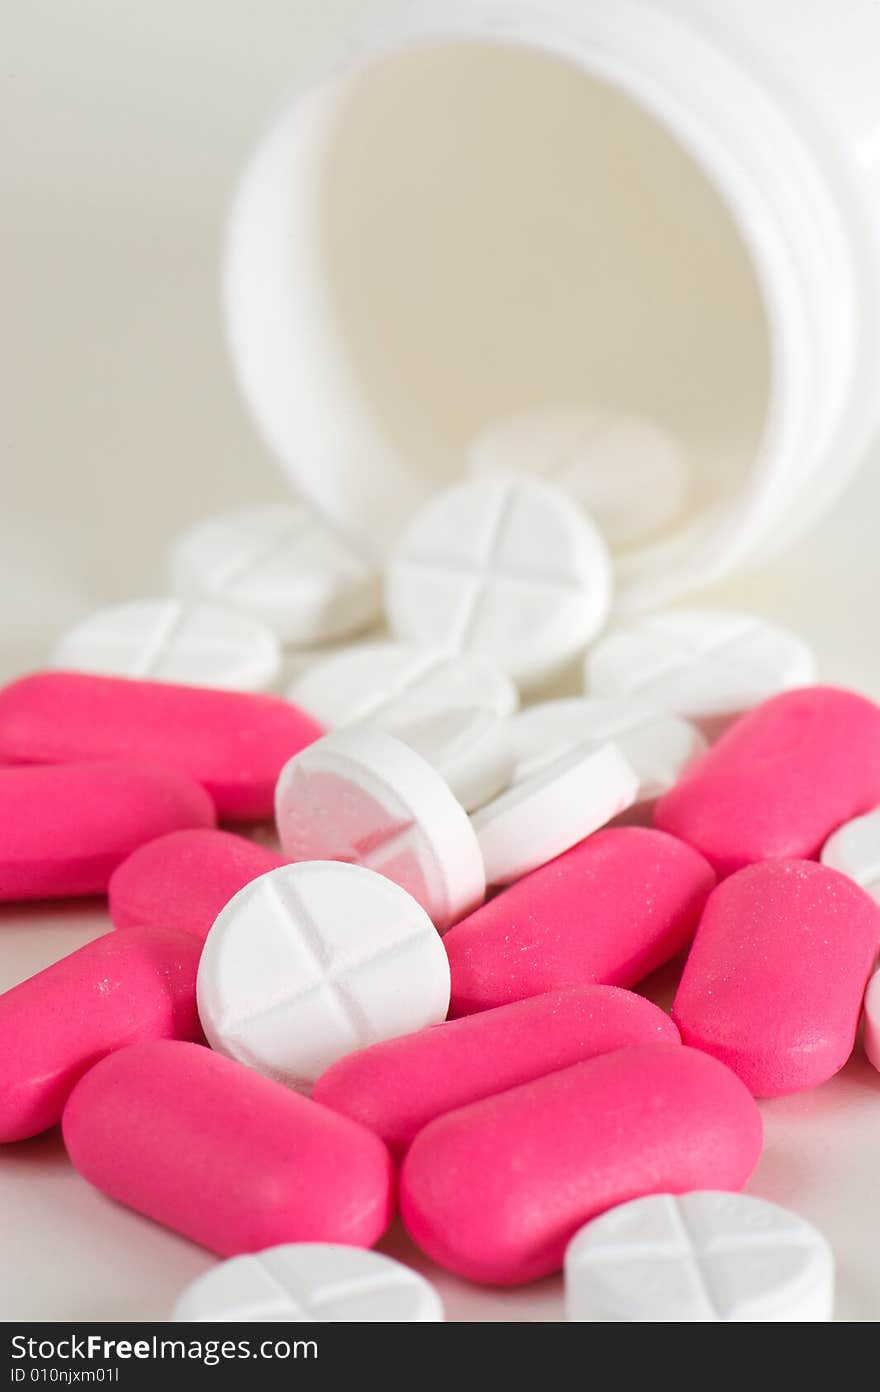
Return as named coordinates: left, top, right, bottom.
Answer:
left=2, top=1, right=388, bottom=676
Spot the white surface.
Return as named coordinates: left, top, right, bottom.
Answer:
left=386, top=476, right=612, bottom=690
left=275, top=728, right=485, bottom=929
left=468, top=407, right=687, bottom=547
left=564, top=1191, right=834, bottom=1322
left=471, top=742, right=638, bottom=886
left=196, top=861, right=450, bottom=1090
left=392, top=707, right=514, bottom=813
left=507, top=697, right=705, bottom=802
left=169, top=502, right=380, bottom=645
left=173, top=1243, right=444, bottom=1323
left=3, top=0, right=880, bottom=1324
left=820, top=809, right=880, bottom=902
left=287, top=641, right=518, bottom=729
left=51, top=598, right=282, bottom=691
left=585, top=607, right=817, bottom=730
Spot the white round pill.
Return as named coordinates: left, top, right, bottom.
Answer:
left=585, top=607, right=817, bottom=733
left=565, top=1191, right=834, bottom=1322
left=287, top=640, right=518, bottom=730
left=820, top=806, right=880, bottom=902
left=197, top=861, right=450, bottom=1090
left=173, top=1243, right=444, bottom=1322
left=386, top=476, right=613, bottom=692
left=471, top=741, right=638, bottom=886
left=275, top=728, right=485, bottom=930
left=507, top=697, right=705, bottom=804
left=392, top=707, right=514, bottom=812
left=468, top=406, right=687, bottom=547
left=168, top=502, right=380, bottom=646
left=51, top=599, right=281, bottom=692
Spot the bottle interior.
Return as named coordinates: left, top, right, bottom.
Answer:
left=261, top=40, right=772, bottom=578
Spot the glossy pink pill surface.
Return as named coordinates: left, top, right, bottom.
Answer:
left=0, top=671, right=323, bottom=822
left=401, top=1043, right=761, bottom=1285
left=0, top=927, right=202, bottom=1142
left=0, top=760, right=216, bottom=901
left=109, top=828, right=285, bottom=940
left=63, top=1040, right=395, bottom=1255
left=654, top=686, right=880, bottom=876
left=313, top=985, right=680, bottom=1154
left=673, top=859, right=880, bottom=1096
left=444, top=827, right=715, bottom=1015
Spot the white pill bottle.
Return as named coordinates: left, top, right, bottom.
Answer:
left=223, top=0, right=880, bottom=610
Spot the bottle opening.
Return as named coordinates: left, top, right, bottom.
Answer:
left=226, top=39, right=772, bottom=593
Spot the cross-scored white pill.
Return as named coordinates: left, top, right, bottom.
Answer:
left=51, top=599, right=282, bottom=692
left=168, top=502, right=380, bottom=646
left=392, top=707, right=514, bottom=812
left=275, top=728, right=485, bottom=929
left=386, top=476, right=612, bottom=692
left=197, top=862, right=450, bottom=1090
left=173, top=1244, right=444, bottom=1322
left=565, top=1192, right=834, bottom=1322
left=820, top=807, right=880, bottom=902
left=471, top=742, right=638, bottom=886
left=468, top=406, right=687, bottom=547
left=286, top=640, right=518, bottom=730
left=507, top=697, right=705, bottom=804
left=585, top=607, right=816, bottom=734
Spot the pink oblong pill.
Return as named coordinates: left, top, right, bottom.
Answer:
left=673, top=859, right=880, bottom=1096
left=313, top=985, right=680, bottom=1155
left=654, top=686, right=880, bottom=876
left=109, top=828, right=285, bottom=939
left=444, top=827, right=715, bottom=1015
left=400, top=1043, right=762, bottom=1285
left=63, top=1040, right=396, bottom=1255
left=0, top=926, right=202, bottom=1142
left=0, top=761, right=216, bottom=901
left=0, top=671, right=323, bottom=822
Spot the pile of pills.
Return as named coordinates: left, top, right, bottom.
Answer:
left=2, top=419, right=879, bottom=1323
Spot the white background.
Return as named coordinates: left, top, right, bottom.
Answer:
left=2, top=1, right=880, bottom=1322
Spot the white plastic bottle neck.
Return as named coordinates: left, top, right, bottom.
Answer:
left=224, top=0, right=877, bottom=609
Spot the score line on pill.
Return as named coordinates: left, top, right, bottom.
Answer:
left=275, top=727, right=486, bottom=928
left=52, top=599, right=282, bottom=692
left=565, top=1191, right=834, bottom=1322
left=173, top=1243, right=444, bottom=1323
left=386, top=475, right=612, bottom=691
left=197, top=861, right=451, bottom=1090
left=169, top=502, right=380, bottom=646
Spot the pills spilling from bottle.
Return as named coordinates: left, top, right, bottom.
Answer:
left=3, top=429, right=878, bottom=1326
